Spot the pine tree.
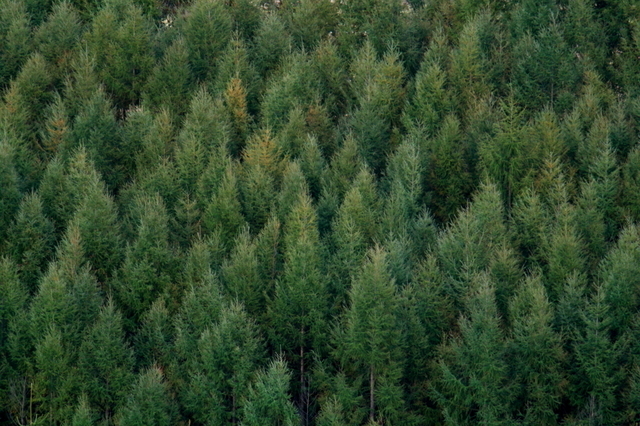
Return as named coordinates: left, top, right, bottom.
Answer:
left=241, top=357, right=300, bottom=426
left=113, top=194, right=177, bottom=330
left=508, top=274, right=563, bottom=425
left=69, top=163, right=123, bottom=284
left=215, top=35, right=261, bottom=116
left=340, top=246, right=404, bottom=424
left=78, top=300, right=134, bottom=423
left=433, top=273, right=513, bottom=426
left=4, top=52, right=54, bottom=144
left=222, top=227, right=265, bottom=318
left=34, top=1, right=83, bottom=80
left=284, top=0, right=339, bottom=51
left=240, top=129, right=281, bottom=231
left=0, top=142, right=22, bottom=248
left=600, top=224, right=640, bottom=336
left=69, top=87, right=127, bottom=191
left=118, top=367, right=176, bottom=426
left=143, top=37, right=194, bottom=119
left=179, top=0, right=232, bottom=81
left=203, top=163, right=247, bottom=250
left=134, top=299, right=174, bottom=370
left=7, top=192, right=55, bottom=294
left=269, top=193, right=327, bottom=420
left=0, top=258, right=29, bottom=412
left=569, top=288, right=623, bottom=425
left=252, top=13, right=291, bottom=78
left=33, top=326, right=75, bottom=425
left=403, top=58, right=450, bottom=137
left=186, top=302, right=263, bottom=425
left=0, top=0, right=31, bottom=87
left=84, top=1, right=154, bottom=109
left=71, top=394, right=96, bottom=426
left=423, top=114, right=473, bottom=221
left=436, top=182, right=509, bottom=305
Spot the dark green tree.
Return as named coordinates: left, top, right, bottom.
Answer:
left=508, top=274, right=564, bottom=425
left=339, top=246, right=404, bottom=424
left=179, top=0, right=232, bottom=81
left=0, top=142, right=21, bottom=247
left=118, top=367, right=177, bottom=426
left=185, top=302, right=263, bottom=425
left=433, top=273, right=513, bottom=426
left=0, top=0, right=31, bottom=87
left=78, top=300, right=134, bottom=423
left=241, top=357, right=300, bottom=426
left=143, top=37, right=194, bottom=119
left=113, top=194, right=177, bottom=329
left=84, top=1, right=154, bottom=109
left=269, top=193, right=327, bottom=420
left=34, top=1, right=83, bottom=80
left=7, top=192, right=55, bottom=293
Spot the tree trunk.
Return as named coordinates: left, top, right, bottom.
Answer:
left=370, top=365, right=375, bottom=423
left=300, top=326, right=306, bottom=426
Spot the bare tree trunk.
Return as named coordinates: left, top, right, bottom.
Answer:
left=300, top=326, right=306, bottom=426
left=369, top=365, right=375, bottom=423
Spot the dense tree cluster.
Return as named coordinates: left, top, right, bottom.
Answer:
left=1, top=0, right=640, bottom=424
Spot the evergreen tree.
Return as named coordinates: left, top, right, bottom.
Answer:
left=69, top=162, right=123, bottom=284
left=433, top=273, right=513, bottom=426
left=186, top=302, right=263, bottom=425
left=423, top=114, right=473, bottom=221
left=84, top=1, right=154, bottom=109
left=203, top=163, right=246, bottom=250
left=252, top=13, right=291, bottom=78
left=569, top=288, right=623, bottom=425
left=179, top=0, right=232, bottom=81
left=71, top=394, right=96, bottom=426
left=340, top=246, right=404, bottom=424
left=113, top=194, right=177, bottom=329
left=134, top=299, right=174, bottom=370
left=0, top=142, right=22, bottom=248
left=33, top=325, right=75, bottom=425
left=69, top=87, right=129, bottom=191
left=78, top=300, right=134, bottom=423
left=4, top=52, right=54, bottom=145
left=143, top=37, right=194, bottom=119
left=241, top=357, right=300, bottom=426
left=118, top=367, right=176, bottom=426
left=269, top=193, right=327, bottom=419
left=222, top=227, right=265, bottom=318
left=7, top=192, right=55, bottom=294
left=34, top=1, right=83, bottom=80
left=508, top=274, right=563, bottom=425
left=0, top=0, right=31, bottom=87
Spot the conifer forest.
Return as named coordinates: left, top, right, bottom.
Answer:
left=1, top=0, right=640, bottom=424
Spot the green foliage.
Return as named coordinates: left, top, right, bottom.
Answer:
left=7, top=192, right=55, bottom=293
left=113, top=194, right=177, bottom=329
left=340, top=246, right=403, bottom=424
left=84, top=2, right=154, bottom=109
left=0, top=142, right=21, bottom=245
left=0, top=0, right=31, bottom=87
left=78, top=300, right=134, bottom=423
left=69, top=160, right=123, bottom=283
left=241, top=357, right=300, bottom=426
left=34, top=2, right=83, bottom=79
left=144, top=37, right=194, bottom=119
left=433, top=274, right=513, bottom=426
left=1, top=2, right=640, bottom=425
left=118, top=367, right=176, bottom=426
left=179, top=0, right=232, bottom=81
left=186, top=302, right=263, bottom=425
left=508, top=275, right=563, bottom=425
